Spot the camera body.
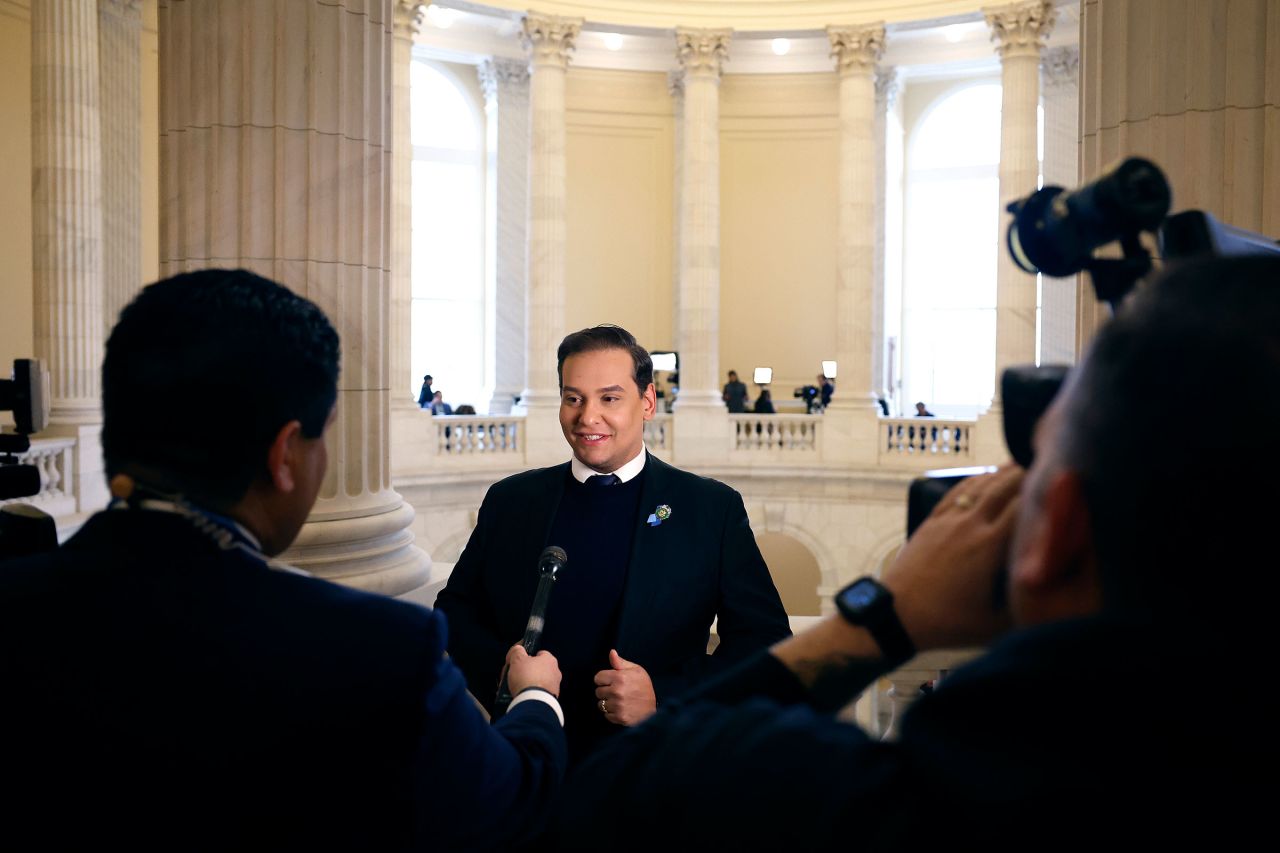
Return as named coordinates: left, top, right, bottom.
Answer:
left=794, top=385, right=820, bottom=413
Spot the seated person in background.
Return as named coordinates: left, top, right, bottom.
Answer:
left=914, top=401, right=935, bottom=416
left=0, top=269, right=567, bottom=850
left=430, top=389, right=454, bottom=416
left=455, top=404, right=477, bottom=415
left=753, top=388, right=775, bottom=414
left=553, top=256, right=1278, bottom=850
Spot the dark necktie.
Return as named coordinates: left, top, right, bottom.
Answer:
left=585, top=474, right=620, bottom=487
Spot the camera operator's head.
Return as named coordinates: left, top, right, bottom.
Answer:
left=1009, top=255, right=1280, bottom=632
left=102, top=269, right=340, bottom=555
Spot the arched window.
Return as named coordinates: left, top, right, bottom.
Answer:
left=410, top=60, right=486, bottom=410
left=899, top=82, right=1002, bottom=417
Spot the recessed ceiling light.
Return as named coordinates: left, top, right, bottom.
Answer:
left=771, top=38, right=790, bottom=56
left=427, top=4, right=458, bottom=29
left=604, top=32, right=624, bottom=51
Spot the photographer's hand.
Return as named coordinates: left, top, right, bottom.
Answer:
left=772, top=464, right=1024, bottom=695
left=881, top=463, right=1024, bottom=651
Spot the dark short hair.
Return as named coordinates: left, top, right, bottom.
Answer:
left=556, top=325, right=654, bottom=396
left=1056, top=255, right=1280, bottom=623
left=102, top=268, right=340, bottom=506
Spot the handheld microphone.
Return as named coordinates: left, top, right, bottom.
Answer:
left=494, top=546, right=568, bottom=713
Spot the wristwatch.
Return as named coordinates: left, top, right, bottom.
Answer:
left=834, top=576, right=917, bottom=663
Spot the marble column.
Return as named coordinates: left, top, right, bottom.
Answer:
left=672, top=28, right=730, bottom=413
left=828, top=24, right=885, bottom=413
left=390, top=1, right=424, bottom=411
left=667, top=69, right=684, bottom=381
left=158, top=0, right=428, bottom=594
left=479, top=57, right=530, bottom=415
left=873, top=67, right=901, bottom=407
left=98, top=0, right=142, bottom=335
left=1079, top=0, right=1280, bottom=348
left=519, top=12, right=581, bottom=464
left=1040, top=45, right=1079, bottom=366
left=817, top=24, right=885, bottom=467
left=32, top=0, right=110, bottom=514
left=985, top=0, right=1055, bottom=403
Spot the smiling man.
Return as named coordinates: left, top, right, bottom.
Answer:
left=437, top=325, right=791, bottom=764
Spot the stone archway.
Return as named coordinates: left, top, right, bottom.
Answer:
left=754, top=531, right=824, bottom=617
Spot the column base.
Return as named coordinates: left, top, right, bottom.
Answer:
left=282, top=497, right=431, bottom=597
left=671, top=397, right=730, bottom=465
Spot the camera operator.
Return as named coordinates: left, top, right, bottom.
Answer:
left=0, top=269, right=567, bottom=849
left=553, top=255, right=1276, bottom=849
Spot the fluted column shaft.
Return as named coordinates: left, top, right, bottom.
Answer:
left=986, top=0, right=1054, bottom=400
left=1040, top=45, right=1079, bottom=365
left=673, top=28, right=730, bottom=409
left=390, top=2, right=423, bottom=409
left=158, top=0, right=427, bottom=593
left=829, top=24, right=885, bottom=411
left=668, top=70, right=684, bottom=374
left=872, top=68, right=900, bottom=404
left=32, top=0, right=104, bottom=425
left=521, top=13, right=580, bottom=408
left=98, top=0, right=142, bottom=336
left=480, top=57, right=530, bottom=414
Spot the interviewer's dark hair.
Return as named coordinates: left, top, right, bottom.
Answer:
left=1057, top=255, right=1280, bottom=622
left=557, top=325, right=653, bottom=396
left=102, top=268, right=340, bottom=507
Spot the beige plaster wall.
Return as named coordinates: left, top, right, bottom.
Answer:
left=565, top=68, right=675, bottom=354
left=720, top=73, right=839, bottom=398
left=0, top=0, right=34, bottom=375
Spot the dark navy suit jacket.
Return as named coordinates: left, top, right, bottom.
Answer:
left=436, top=453, right=792, bottom=716
left=0, top=509, right=565, bottom=851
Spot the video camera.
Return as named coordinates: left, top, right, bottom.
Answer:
left=907, top=157, right=1280, bottom=536
left=794, top=385, right=820, bottom=413
left=1, top=359, right=58, bottom=559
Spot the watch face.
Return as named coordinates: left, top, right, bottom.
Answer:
left=843, top=580, right=880, bottom=610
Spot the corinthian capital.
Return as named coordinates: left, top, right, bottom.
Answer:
left=522, top=13, right=583, bottom=69
left=478, top=57, right=530, bottom=101
left=676, top=28, right=731, bottom=77
left=394, top=1, right=426, bottom=38
left=984, top=0, right=1056, bottom=58
left=1042, top=45, right=1079, bottom=88
left=827, top=24, right=885, bottom=74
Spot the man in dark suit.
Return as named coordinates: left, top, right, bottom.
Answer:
left=552, top=256, right=1278, bottom=849
left=437, top=325, right=791, bottom=764
left=0, top=269, right=566, bottom=850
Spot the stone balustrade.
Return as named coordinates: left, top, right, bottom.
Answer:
left=879, top=417, right=974, bottom=462
left=643, top=413, right=672, bottom=453
left=730, top=413, right=820, bottom=453
left=0, top=437, right=78, bottom=518
left=434, top=415, right=523, bottom=458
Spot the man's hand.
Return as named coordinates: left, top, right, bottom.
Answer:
left=505, top=645, right=561, bottom=697
left=882, top=463, right=1025, bottom=651
left=593, top=650, right=657, bottom=726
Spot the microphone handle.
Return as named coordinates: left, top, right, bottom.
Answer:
left=494, top=573, right=558, bottom=713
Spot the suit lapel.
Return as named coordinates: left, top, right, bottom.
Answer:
left=615, top=453, right=679, bottom=651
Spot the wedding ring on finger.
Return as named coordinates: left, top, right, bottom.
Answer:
left=599, top=699, right=608, bottom=715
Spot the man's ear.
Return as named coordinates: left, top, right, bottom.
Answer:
left=266, top=420, right=305, bottom=494
left=642, top=383, right=657, bottom=420
left=1013, top=469, right=1096, bottom=592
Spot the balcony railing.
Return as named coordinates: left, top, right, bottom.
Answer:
left=643, top=413, right=671, bottom=451
left=730, top=414, right=819, bottom=452
left=435, top=416, right=522, bottom=457
left=879, top=418, right=973, bottom=460
left=0, top=436, right=78, bottom=517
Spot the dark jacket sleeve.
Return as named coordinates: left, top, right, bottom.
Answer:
left=433, top=491, right=511, bottom=714
left=650, top=490, right=793, bottom=702
left=412, top=609, right=567, bottom=851
left=551, top=657, right=903, bottom=852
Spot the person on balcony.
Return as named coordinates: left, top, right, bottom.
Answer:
left=722, top=369, right=749, bottom=413
left=552, top=255, right=1277, bottom=849
left=430, top=390, right=454, bottom=416
left=417, top=373, right=434, bottom=408
left=0, top=269, right=567, bottom=850
left=437, top=324, right=791, bottom=767
left=753, top=388, right=776, bottom=414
